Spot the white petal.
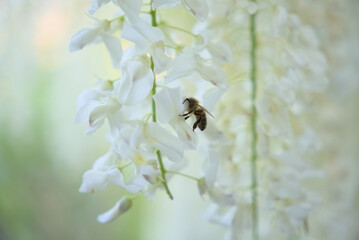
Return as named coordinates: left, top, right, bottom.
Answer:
left=206, top=41, right=233, bottom=64
left=79, top=170, right=109, bottom=193
left=169, top=118, right=198, bottom=149
left=97, top=198, right=132, bottom=223
left=165, top=52, right=197, bottom=83
left=74, top=98, right=103, bottom=124
left=69, top=27, right=101, bottom=52
left=193, top=31, right=209, bottom=50
left=203, top=152, right=219, bottom=188
left=203, top=87, right=225, bottom=111
left=113, top=0, right=142, bottom=23
left=143, top=123, right=184, bottom=162
left=117, top=59, right=154, bottom=105
left=92, top=151, right=118, bottom=170
left=208, top=187, right=236, bottom=206
left=107, top=168, right=142, bottom=193
left=150, top=41, right=172, bottom=74
left=102, top=33, right=123, bottom=69
left=140, top=165, right=159, bottom=184
left=88, top=0, right=111, bottom=14
left=181, top=0, right=208, bottom=21
left=197, top=60, right=229, bottom=89
left=204, top=204, right=237, bottom=227
left=153, top=87, right=184, bottom=123
left=121, top=20, right=164, bottom=50
left=89, top=105, right=111, bottom=127
left=152, top=0, right=177, bottom=9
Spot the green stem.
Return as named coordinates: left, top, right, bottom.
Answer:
left=166, top=171, right=199, bottom=181
left=249, top=2, right=259, bottom=240
left=159, top=23, right=197, bottom=37
left=150, top=5, right=174, bottom=200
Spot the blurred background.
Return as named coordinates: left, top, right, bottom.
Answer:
left=0, top=0, right=358, bottom=240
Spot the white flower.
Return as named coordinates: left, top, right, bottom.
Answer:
left=74, top=86, right=123, bottom=135
left=88, top=0, right=110, bottom=15
left=270, top=5, right=288, bottom=38
left=122, top=20, right=164, bottom=50
left=165, top=49, right=229, bottom=89
left=194, top=32, right=233, bottom=64
left=181, top=0, right=209, bottom=21
left=121, top=20, right=171, bottom=73
left=197, top=59, right=229, bottom=89
left=69, top=18, right=123, bottom=68
left=89, top=0, right=142, bottom=23
left=202, top=151, right=220, bottom=188
left=115, top=55, right=154, bottom=106
left=204, top=204, right=237, bottom=227
left=142, top=122, right=184, bottom=162
left=153, top=87, right=198, bottom=149
left=152, top=0, right=208, bottom=20
left=257, top=84, right=292, bottom=137
left=79, top=150, right=140, bottom=193
left=97, top=197, right=132, bottom=223
left=152, top=0, right=177, bottom=9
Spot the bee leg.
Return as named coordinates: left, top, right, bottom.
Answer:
left=179, top=110, right=193, bottom=117
left=192, top=117, right=201, bottom=131
left=184, top=116, right=190, bottom=120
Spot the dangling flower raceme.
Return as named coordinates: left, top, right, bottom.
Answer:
left=70, top=0, right=330, bottom=239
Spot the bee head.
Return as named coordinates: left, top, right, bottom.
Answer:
left=182, top=97, right=198, bottom=105
left=182, top=98, right=199, bottom=111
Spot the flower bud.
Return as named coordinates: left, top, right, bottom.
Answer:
left=97, top=197, right=132, bottom=224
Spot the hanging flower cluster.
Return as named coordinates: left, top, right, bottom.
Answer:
left=196, top=0, right=327, bottom=239
left=70, top=0, right=230, bottom=224
left=71, top=0, right=329, bottom=239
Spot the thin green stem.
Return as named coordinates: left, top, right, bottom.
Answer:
left=159, top=23, right=197, bottom=37
left=156, top=150, right=174, bottom=199
left=150, top=5, right=174, bottom=200
left=166, top=171, right=199, bottom=181
left=249, top=2, right=259, bottom=240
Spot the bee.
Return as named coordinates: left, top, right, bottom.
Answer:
left=179, top=98, right=214, bottom=131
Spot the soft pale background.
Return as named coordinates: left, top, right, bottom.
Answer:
left=0, top=0, right=358, bottom=240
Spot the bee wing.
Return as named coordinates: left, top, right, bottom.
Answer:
left=203, top=107, right=215, bottom=118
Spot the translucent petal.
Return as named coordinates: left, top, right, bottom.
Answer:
left=113, top=0, right=142, bottom=23
left=181, top=0, right=208, bottom=21
left=206, top=41, right=233, bottom=64
left=150, top=41, right=172, bottom=74
left=197, top=60, right=229, bottom=89
left=88, top=0, right=111, bottom=15
left=121, top=20, right=164, bottom=50
left=169, top=118, right=198, bottom=149
left=69, top=27, right=101, bottom=52
left=153, top=87, right=183, bottom=123
left=117, top=60, right=154, bottom=105
left=102, top=33, right=123, bottom=69
left=165, top=53, right=197, bottom=83
left=144, top=122, right=184, bottom=162
left=152, top=0, right=177, bottom=9
left=97, top=198, right=132, bottom=223
left=79, top=170, right=109, bottom=193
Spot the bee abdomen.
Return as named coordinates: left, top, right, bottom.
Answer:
left=199, top=116, right=207, bottom=131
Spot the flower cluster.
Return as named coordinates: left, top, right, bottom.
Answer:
left=71, top=0, right=329, bottom=239
left=71, top=0, right=230, bottom=223
left=193, top=0, right=327, bottom=239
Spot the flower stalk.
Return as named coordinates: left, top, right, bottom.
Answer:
left=150, top=6, right=174, bottom=200
left=249, top=2, right=259, bottom=240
